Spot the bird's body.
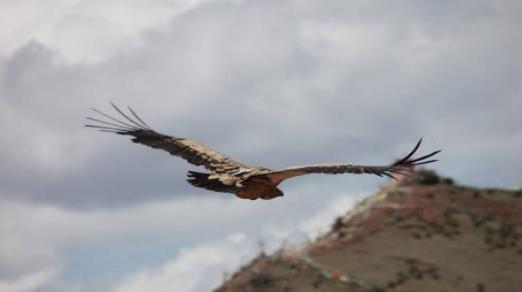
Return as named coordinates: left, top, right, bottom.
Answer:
left=230, top=174, right=283, bottom=200
left=86, top=104, right=440, bottom=200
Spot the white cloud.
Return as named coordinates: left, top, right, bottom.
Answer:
left=299, top=194, right=356, bottom=238
left=112, top=233, right=255, bottom=292
left=0, top=268, right=59, bottom=292
left=110, top=193, right=359, bottom=292
left=0, top=0, right=240, bottom=64
left=0, top=190, right=359, bottom=291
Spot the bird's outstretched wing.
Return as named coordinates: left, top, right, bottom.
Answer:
left=255, top=139, right=440, bottom=184
left=85, top=103, right=248, bottom=172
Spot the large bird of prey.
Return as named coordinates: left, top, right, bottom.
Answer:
left=86, top=104, right=440, bottom=200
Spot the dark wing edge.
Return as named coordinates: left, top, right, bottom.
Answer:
left=354, top=138, right=441, bottom=179
left=85, top=103, right=246, bottom=171
left=260, top=138, right=441, bottom=183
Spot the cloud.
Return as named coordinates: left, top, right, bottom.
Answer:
left=0, top=189, right=362, bottom=291
left=0, top=1, right=521, bottom=291
left=0, top=268, right=59, bottom=292
left=112, top=233, right=254, bottom=292
left=111, top=193, right=359, bottom=292
left=1, top=0, right=521, bottom=208
left=299, top=194, right=356, bottom=238
left=0, top=0, right=241, bottom=64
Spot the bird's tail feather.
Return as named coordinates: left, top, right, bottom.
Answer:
left=186, top=171, right=238, bottom=193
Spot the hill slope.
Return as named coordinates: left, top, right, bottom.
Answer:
left=215, top=171, right=522, bottom=292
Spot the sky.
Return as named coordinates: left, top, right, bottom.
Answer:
left=0, top=0, right=521, bottom=291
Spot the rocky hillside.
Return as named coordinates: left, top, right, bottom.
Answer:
left=215, top=171, right=522, bottom=292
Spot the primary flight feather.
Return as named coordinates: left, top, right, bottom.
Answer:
left=86, top=104, right=440, bottom=200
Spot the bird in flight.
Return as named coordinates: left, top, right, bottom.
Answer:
left=86, top=104, right=440, bottom=200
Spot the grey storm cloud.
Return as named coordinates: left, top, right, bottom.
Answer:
left=0, top=0, right=521, bottom=209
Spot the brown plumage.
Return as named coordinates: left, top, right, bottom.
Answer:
left=86, top=104, right=441, bottom=200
